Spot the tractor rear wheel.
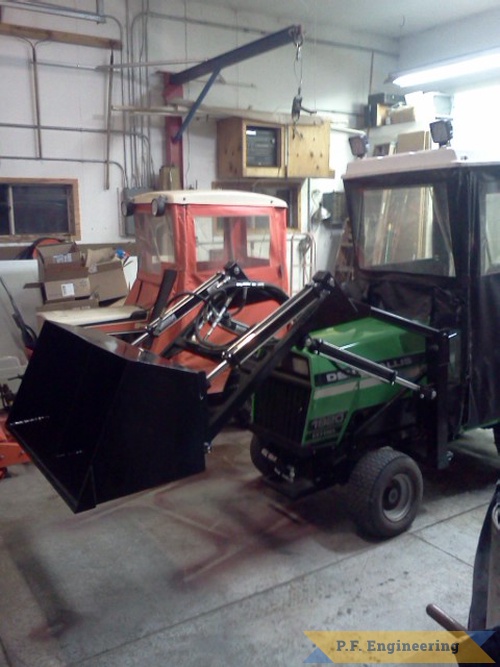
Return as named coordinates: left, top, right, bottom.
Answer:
left=348, top=447, right=423, bottom=539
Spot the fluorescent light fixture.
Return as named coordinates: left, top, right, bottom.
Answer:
left=391, top=51, right=500, bottom=88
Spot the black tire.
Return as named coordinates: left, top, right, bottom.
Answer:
left=348, top=447, right=423, bottom=539
left=250, top=436, right=277, bottom=478
left=493, top=424, right=500, bottom=454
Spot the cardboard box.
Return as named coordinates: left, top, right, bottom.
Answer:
left=37, top=242, right=78, bottom=263
left=37, top=242, right=83, bottom=281
left=88, top=260, right=128, bottom=303
left=43, top=273, right=91, bottom=302
left=396, top=130, right=431, bottom=154
left=389, top=106, right=417, bottom=124
left=364, top=103, right=391, bottom=128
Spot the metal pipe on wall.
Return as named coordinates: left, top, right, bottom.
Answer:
left=0, top=0, right=106, bottom=24
left=4, top=9, right=145, bottom=192
left=22, top=40, right=44, bottom=159
left=31, top=44, right=42, bottom=158
left=0, top=122, right=152, bottom=178
left=105, top=50, right=115, bottom=190
left=134, top=9, right=397, bottom=59
left=0, top=155, right=126, bottom=185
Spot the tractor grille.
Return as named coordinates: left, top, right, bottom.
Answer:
left=253, top=374, right=311, bottom=443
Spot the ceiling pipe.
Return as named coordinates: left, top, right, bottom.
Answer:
left=0, top=0, right=106, bottom=23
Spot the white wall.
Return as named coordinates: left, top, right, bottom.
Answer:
left=0, top=0, right=398, bottom=245
left=0, top=0, right=164, bottom=245
left=452, top=85, right=500, bottom=158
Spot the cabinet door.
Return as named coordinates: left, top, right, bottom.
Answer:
left=287, top=123, right=331, bottom=178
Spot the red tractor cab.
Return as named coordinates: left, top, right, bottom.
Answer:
left=126, top=189, right=289, bottom=311
left=122, top=189, right=290, bottom=355
left=40, top=190, right=290, bottom=354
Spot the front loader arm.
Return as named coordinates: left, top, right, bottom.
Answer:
left=206, top=271, right=339, bottom=439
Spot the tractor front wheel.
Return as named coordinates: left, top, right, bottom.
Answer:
left=348, top=448, right=423, bottom=539
left=250, top=436, right=277, bottom=478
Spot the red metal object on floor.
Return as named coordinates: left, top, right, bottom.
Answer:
left=0, top=413, right=30, bottom=478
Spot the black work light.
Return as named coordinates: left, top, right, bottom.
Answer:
left=430, top=119, right=453, bottom=147
left=349, top=134, right=369, bottom=158
left=151, top=197, right=167, bottom=217
left=121, top=200, right=135, bottom=217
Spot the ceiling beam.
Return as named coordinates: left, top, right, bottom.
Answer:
left=0, top=22, right=121, bottom=50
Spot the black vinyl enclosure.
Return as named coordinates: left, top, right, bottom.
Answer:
left=343, top=159, right=500, bottom=436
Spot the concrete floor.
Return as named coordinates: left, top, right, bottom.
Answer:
left=0, top=426, right=499, bottom=667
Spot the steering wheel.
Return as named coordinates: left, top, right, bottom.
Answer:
left=194, top=288, right=248, bottom=350
left=193, top=282, right=288, bottom=352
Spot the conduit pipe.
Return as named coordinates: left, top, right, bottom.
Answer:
left=0, top=155, right=126, bottom=186
left=105, top=50, right=114, bottom=189
left=0, top=0, right=106, bottom=24
left=30, top=42, right=43, bottom=158
left=132, top=9, right=397, bottom=59
left=0, top=122, right=152, bottom=190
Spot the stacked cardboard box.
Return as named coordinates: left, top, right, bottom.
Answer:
left=37, top=242, right=129, bottom=310
left=85, top=247, right=129, bottom=304
left=37, top=242, right=91, bottom=304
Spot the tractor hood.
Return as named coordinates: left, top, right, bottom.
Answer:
left=310, top=316, right=426, bottom=370
left=303, top=317, right=426, bottom=446
left=253, top=316, right=428, bottom=451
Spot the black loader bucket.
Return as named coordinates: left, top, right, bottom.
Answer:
left=7, top=321, right=208, bottom=512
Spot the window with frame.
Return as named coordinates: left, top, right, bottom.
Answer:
left=0, top=179, right=80, bottom=240
left=354, top=182, right=455, bottom=277
left=194, top=214, right=271, bottom=270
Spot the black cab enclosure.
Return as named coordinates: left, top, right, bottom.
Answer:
left=341, top=148, right=500, bottom=441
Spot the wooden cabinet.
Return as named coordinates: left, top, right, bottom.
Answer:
left=217, top=117, right=332, bottom=180
left=287, top=122, right=331, bottom=178
left=217, top=118, right=285, bottom=178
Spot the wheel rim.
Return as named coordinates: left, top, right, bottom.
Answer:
left=382, top=473, right=414, bottom=523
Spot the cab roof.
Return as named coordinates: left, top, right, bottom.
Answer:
left=343, top=148, right=474, bottom=179
left=132, top=189, right=288, bottom=208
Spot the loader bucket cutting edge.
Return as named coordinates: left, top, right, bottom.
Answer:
left=7, top=321, right=208, bottom=513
